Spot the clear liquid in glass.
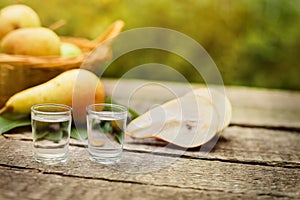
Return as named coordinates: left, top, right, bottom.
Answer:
left=32, top=115, right=71, bottom=164
left=87, top=114, right=126, bottom=164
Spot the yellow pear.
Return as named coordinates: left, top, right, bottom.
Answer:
left=1, top=27, right=61, bottom=56
left=0, top=69, right=106, bottom=123
left=185, top=87, right=232, bottom=132
left=0, top=16, right=15, bottom=40
left=60, top=42, right=83, bottom=57
left=127, top=95, right=220, bottom=148
left=0, top=4, right=41, bottom=40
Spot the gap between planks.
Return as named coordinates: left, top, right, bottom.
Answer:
left=3, top=165, right=295, bottom=200
left=0, top=164, right=295, bottom=199
left=1, top=131, right=299, bottom=169
left=230, top=124, right=300, bottom=134
left=0, top=164, right=236, bottom=194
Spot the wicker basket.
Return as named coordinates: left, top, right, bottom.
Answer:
left=0, top=20, right=124, bottom=107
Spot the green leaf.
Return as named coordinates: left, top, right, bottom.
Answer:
left=45, top=130, right=63, bottom=143
left=114, top=131, right=123, bottom=144
left=105, top=97, right=140, bottom=120
left=0, top=112, right=88, bottom=142
left=34, top=130, right=49, bottom=141
left=0, top=114, right=31, bottom=134
left=99, top=121, right=113, bottom=134
left=71, top=127, right=87, bottom=140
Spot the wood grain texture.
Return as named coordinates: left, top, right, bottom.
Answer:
left=1, top=81, right=300, bottom=199
left=102, top=79, right=300, bottom=129
left=124, top=126, right=300, bottom=167
left=4, top=126, right=300, bottom=167
left=0, top=137, right=299, bottom=199
left=1, top=167, right=243, bottom=200
left=227, top=87, right=300, bottom=129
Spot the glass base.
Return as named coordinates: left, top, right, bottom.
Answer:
left=89, top=155, right=121, bottom=164
left=88, top=147, right=122, bottom=164
left=34, top=153, right=68, bottom=165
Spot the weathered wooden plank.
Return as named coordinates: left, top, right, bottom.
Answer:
left=226, top=87, right=300, bottom=129
left=102, top=79, right=300, bottom=128
left=124, top=126, right=300, bottom=167
left=1, top=166, right=246, bottom=200
left=1, top=77, right=298, bottom=200
left=4, top=126, right=300, bottom=167
left=0, top=137, right=299, bottom=199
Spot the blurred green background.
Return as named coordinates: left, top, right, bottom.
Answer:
left=1, top=0, right=300, bottom=90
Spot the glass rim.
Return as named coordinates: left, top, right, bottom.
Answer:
left=31, top=103, right=72, bottom=115
left=86, top=103, right=127, bottom=115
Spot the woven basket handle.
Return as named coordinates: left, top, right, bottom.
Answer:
left=93, top=20, right=125, bottom=45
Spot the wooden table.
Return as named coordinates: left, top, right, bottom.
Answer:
left=0, top=79, right=299, bottom=199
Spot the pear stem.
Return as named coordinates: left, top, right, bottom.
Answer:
left=49, top=19, right=67, bottom=31
left=0, top=106, right=8, bottom=115
left=93, top=20, right=125, bottom=44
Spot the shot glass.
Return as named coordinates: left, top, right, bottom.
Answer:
left=31, top=104, right=72, bottom=164
left=86, top=103, right=127, bottom=164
